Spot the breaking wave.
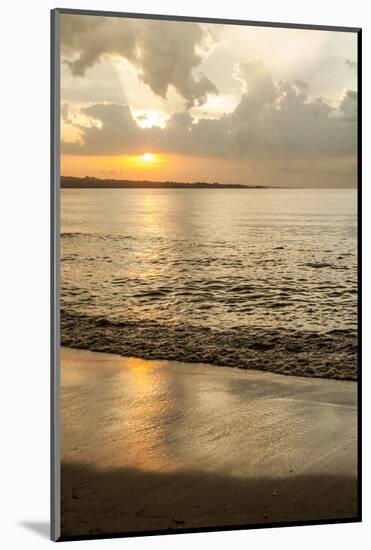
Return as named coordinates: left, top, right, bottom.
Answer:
left=61, top=311, right=357, bottom=380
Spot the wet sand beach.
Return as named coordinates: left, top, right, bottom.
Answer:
left=61, top=347, right=358, bottom=538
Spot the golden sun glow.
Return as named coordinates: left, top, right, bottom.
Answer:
left=142, top=153, right=154, bottom=162
left=122, top=152, right=162, bottom=170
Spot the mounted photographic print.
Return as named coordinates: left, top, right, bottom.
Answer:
left=51, top=8, right=361, bottom=541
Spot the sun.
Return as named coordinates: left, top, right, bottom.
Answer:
left=142, top=153, right=154, bottom=162
left=127, top=152, right=162, bottom=170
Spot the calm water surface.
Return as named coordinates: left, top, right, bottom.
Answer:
left=61, top=188, right=357, bottom=378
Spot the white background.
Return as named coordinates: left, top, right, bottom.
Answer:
left=1, top=0, right=369, bottom=548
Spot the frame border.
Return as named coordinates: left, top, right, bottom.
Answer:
left=53, top=7, right=360, bottom=32
left=51, top=8, right=61, bottom=542
left=50, top=8, right=362, bottom=542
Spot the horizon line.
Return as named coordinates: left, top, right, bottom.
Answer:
left=60, top=175, right=356, bottom=190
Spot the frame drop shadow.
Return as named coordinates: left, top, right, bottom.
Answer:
left=19, top=521, right=49, bottom=539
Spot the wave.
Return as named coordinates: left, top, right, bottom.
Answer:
left=61, top=232, right=134, bottom=240
left=60, top=311, right=357, bottom=381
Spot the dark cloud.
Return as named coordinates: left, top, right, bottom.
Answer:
left=61, top=15, right=218, bottom=106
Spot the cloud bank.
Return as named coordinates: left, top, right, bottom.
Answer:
left=62, top=59, right=357, bottom=162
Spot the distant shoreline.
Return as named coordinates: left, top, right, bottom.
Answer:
left=60, top=176, right=355, bottom=190
left=61, top=176, right=270, bottom=189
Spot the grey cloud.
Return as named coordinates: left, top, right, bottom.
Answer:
left=61, top=15, right=217, bottom=106
left=63, top=103, right=146, bottom=155
left=339, top=90, right=357, bottom=121
left=229, top=65, right=357, bottom=158
left=61, top=102, right=70, bottom=122
left=345, top=59, right=357, bottom=70
left=294, top=79, right=309, bottom=91
left=231, top=60, right=280, bottom=154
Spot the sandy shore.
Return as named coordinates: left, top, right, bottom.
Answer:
left=60, top=347, right=358, bottom=538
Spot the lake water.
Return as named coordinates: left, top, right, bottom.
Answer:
left=60, top=188, right=357, bottom=379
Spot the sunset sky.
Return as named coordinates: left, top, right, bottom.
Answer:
left=60, top=14, right=357, bottom=187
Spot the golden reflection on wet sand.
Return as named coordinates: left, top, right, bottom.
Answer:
left=61, top=347, right=357, bottom=481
